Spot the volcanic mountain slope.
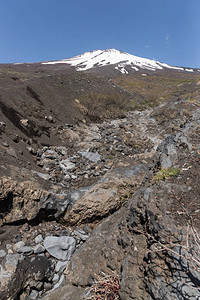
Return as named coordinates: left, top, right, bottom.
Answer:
left=0, top=50, right=200, bottom=299
left=0, top=50, right=199, bottom=181
left=0, top=51, right=199, bottom=183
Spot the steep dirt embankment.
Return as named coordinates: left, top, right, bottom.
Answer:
left=0, top=63, right=135, bottom=182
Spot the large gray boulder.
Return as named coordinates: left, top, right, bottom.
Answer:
left=43, top=236, right=76, bottom=260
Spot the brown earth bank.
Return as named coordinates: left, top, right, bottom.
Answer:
left=0, top=62, right=200, bottom=299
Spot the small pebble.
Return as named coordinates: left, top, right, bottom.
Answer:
left=0, top=250, right=6, bottom=258
left=45, top=252, right=51, bottom=258
left=35, top=234, right=43, bottom=244
left=34, top=244, right=45, bottom=254
left=44, top=282, right=52, bottom=291
left=29, top=289, right=39, bottom=300
left=52, top=273, right=59, bottom=283
left=21, top=223, right=30, bottom=232
left=35, top=282, right=43, bottom=291
left=3, top=142, right=9, bottom=147
left=13, top=241, right=25, bottom=252
left=55, top=261, right=67, bottom=273
left=6, top=244, right=12, bottom=250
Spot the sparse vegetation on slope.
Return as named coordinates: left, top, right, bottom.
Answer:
left=113, top=72, right=200, bottom=108
left=80, top=92, right=129, bottom=120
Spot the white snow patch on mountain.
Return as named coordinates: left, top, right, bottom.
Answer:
left=42, top=49, right=189, bottom=74
left=185, top=68, right=194, bottom=72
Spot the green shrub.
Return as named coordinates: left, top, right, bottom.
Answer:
left=154, top=167, right=179, bottom=182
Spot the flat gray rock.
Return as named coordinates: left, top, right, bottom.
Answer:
left=59, top=159, right=75, bottom=172
left=18, top=246, right=34, bottom=255
left=41, top=150, right=59, bottom=160
left=13, top=241, right=25, bottom=252
left=43, top=236, right=76, bottom=260
left=33, top=171, right=52, bottom=181
left=80, top=151, right=101, bottom=163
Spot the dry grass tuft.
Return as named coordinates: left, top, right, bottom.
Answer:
left=86, top=272, right=120, bottom=300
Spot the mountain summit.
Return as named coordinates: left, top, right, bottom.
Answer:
left=42, top=48, right=194, bottom=74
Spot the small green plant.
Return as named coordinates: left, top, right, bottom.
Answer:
left=154, top=167, right=179, bottom=182
left=120, top=192, right=133, bottom=202
left=188, top=98, right=198, bottom=104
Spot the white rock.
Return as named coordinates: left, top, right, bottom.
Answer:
left=34, top=244, right=45, bottom=254
left=74, top=230, right=89, bottom=241
left=13, top=241, right=25, bottom=252
left=55, top=261, right=67, bottom=273
left=52, top=273, right=59, bottom=283
left=35, top=234, right=43, bottom=244
left=64, top=174, right=71, bottom=181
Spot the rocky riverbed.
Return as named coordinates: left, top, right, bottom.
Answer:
left=1, top=97, right=200, bottom=299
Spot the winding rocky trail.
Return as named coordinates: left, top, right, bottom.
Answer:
left=1, top=98, right=200, bottom=299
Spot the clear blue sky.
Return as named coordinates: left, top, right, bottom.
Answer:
left=0, top=0, right=199, bottom=68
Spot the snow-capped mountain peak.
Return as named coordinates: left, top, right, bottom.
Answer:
left=42, top=49, right=193, bottom=74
